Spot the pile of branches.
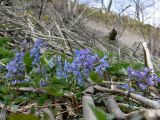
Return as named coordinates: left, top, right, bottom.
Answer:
left=0, top=3, right=101, bottom=56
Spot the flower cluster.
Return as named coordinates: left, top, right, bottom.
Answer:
left=5, top=39, right=43, bottom=85
left=122, top=67, right=160, bottom=91
left=30, top=39, right=43, bottom=65
left=56, top=49, right=109, bottom=84
left=5, top=52, right=26, bottom=84
left=5, top=46, right=109, bottom=86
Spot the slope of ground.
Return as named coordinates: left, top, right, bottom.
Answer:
left=84, top=19, right=145, bottom=47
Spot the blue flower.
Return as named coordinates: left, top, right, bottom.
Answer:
left=127, top=67, right=160, bottom=92
left=95, top=55, right=109, bottom=76
left=56, top=56, right=68, bottom=79
left=55, top=49, right=109, bottom=85
left=146, top=76, right=155, bottom=86
left=30, top=39, right=43, bottom=65
left=6, top=52, right=25, bottom=81
left=129, top=88, right=135, bottom=92
left=118, top=84, right=135, bottom=92
left=127, top=67, right=136, bottom=78
left=95, top=66, right=103, bottom=76
left=39, top=80, right=48, bottom=87
left=119, top=84, right=129, bottom=89
left=154, top=75, right=160, bottom=82
left=11, top=79, right=30, bottom=85
left=138, top=83, right=147, bottom=90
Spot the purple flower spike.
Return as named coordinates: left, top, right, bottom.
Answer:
left=6, top=52, right=25, bottom=82
left=146, top=76, right=155, bottom=86
left=30, top=39, right=43, bottom=65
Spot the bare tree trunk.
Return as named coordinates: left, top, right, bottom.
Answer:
left=72, top=0, right=78, bottom=17
left=43, top=0, right=48, bottom=9
left=67, top=0, right=72, bottom=17
left=62, top=0, right=68, bottom=16
left=99, top=0, right=113, bottom=12
left=133, top=0, right=154, bottom=21
left=38, top=0, right=44, bottom=19
left=64, top=0, right=78, bottom=19
left=107, top=0, right=112, bottom=12
left=100, top=0, right=107, bottom=12
left=135, top=2, right=140, bottom=21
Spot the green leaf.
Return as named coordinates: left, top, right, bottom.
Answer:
left=75, top=91, right=82, bottom=100
left=31, top=106, right=36, bottom=114
left=131, top=62, right=144, bottom=70
left=93, top=49, right=105, bottom=58
left=0, top=47, right=14, bottom=59
left=0, top=37, right=10, bottom=47
left=61, top=53, right=67, bottom=60
left=14, top=97, right=28, bottom=105
left=7, top=114, right=38, bottom=120
left=0, top=87, right=9, bottom=94
left=44, top=86, right=64, bottom=97
left=24, top=52, right=33, bottom=73
left=90, top=71, right=103, bottom=83
left=0, top=58, right=11, bottom=65
left=109, top=62, right=130, bottom=76
left=90, top=105, right=107, bottom=120
left=41, top=54, right=49, bottom=66
left=118, top=68, right=128, bottom=75
left=68, top=57, right=73, bottom=63
left=37, top=94, right=48, bottom=105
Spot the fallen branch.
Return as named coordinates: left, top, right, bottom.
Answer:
left=82, top=94, right=97, bottom=120
left=11, top=87, right=78, bottom=107
left=94, top=85, right=160, bottom=109
left=126, top=109, right=160, bottom=120
left=104, top=97, right=126, bottom=120
left=142, top=42, right=154, bottom=72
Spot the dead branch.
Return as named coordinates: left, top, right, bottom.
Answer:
left=126, top=109, right=160, bottom=120
left=104, top=97, right=127, bottom=120
left=142, top=42, right=154, bottom=72
left=94, top=85, right=160, bottom=109
left=82, top=94, right=97, bottom=120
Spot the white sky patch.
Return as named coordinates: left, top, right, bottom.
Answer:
left=138, top=0, right=160, bottom=26
left=147, top=0, right=160, bottom=26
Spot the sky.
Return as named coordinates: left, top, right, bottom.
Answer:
left=79, top=0, right=160, bottom=26
left=149, top=0, right=160, bottom=26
